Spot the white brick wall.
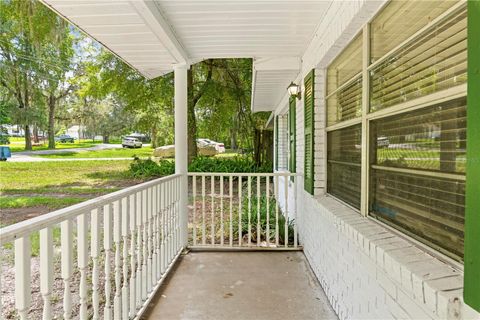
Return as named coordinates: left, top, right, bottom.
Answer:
left=298, top=195, right=480, bottom=320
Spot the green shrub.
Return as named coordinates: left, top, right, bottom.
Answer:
left=128, top=155, right=273, bottom=178
left=189, top=156, right=272, bottom=173
left=129, top=157, right=174, bottom=178
left=235, top=195, right=294, bottom=245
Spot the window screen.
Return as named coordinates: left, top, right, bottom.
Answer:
left=327, top=125, right=362, bottom=209
left=370, top=8, right=467, bottom=112
left=327, top=32, right=362, bottom=95
left=370, top=170, right=465, bottom=260
left=372, top=97, right=466, bottom=173
left=327, top=76, right=362, bottom=126
left=370, top=98, right=466, bottom=260
left=370, top=0, right=459, bottom=63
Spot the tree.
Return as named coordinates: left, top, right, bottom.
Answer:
left=0, top=0, right=75, bottom=150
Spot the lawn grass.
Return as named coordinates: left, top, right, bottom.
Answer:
left=34, top=146, right=153, bottom=158
left=7, top=137, right=101, bottom=152
left=0, top=160, right=146, bottom=227
left=0, top=196, right=84, bottom=209
left=0, top=160, right=133, bottom=191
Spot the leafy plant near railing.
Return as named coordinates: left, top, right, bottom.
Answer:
left=129, top=156, right=273, bottom=178
left=189, top=156, right=272, bottom=173
left=234, top=195, right=294, bottom=245
left=129, top=158, right=175, bottom=177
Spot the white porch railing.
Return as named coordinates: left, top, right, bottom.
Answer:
left=188, top=172, right=298, bottom=249
left=0, top=174, right=182, bottom=320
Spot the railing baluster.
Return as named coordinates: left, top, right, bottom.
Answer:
left=175, top=180, right=178, bottom=252
left=15, top=236, right=31, bottom=320
left=248, top=176, right=252, bottom=247
left=294, top=176, right=298, bottom=248
left=91, top=208, right=101, bottom=319
left=40, top=227, right=53, bottom=320
left=122, top=197, right=129, bottom=319
left=142, top=189, right=148, bottom=300
left=176, top=178, right=181, bottom=250
left=152, top=186, right=158, bottom=287
left=220, top=176, right=224, bottom=246
left=201, top=176, right=206, bottom=245
left=129, top=195, right=137, bottom=318
left=160, top=182, right=166, bottom=274
left=103, top=204, right=113, bottom=319
left=266, top=177, right=270, bottom=247
left=229, top=176, right=233, bottom=247
left=15, top=235, right=31, bottom=320
left=238, top=176, right=242, bottom=246
left=211, top=175, right=215, bottom=245
left=257, top=176, right=261, bottom=246
left=61, top=219, right=73, bottom=320
left=77, top=213, right=89, bottom=320
left=284, top=176, right=289, bottom=247
left=166, top=181, right=171, bottom=263
left=275, top=175, right=279, bottom=246
left=135, top=192, right=142, bottom=308
left=157, top=184, right=162, bottom=280
left=193, top=176, right=197, bottom=246
left=147, top=188, right=153, bottom=294
left=113, top=200, right=122, bottom=318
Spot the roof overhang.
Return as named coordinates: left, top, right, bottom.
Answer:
left=251, top=57, right=300, bottom=113
left=41, top=0, right=332, bottom=108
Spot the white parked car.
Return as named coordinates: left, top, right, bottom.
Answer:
left=197, top=138, right=225, bottom=153
left=122, top=137, right=143, bottom=148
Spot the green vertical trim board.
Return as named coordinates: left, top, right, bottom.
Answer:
left=289, top=96, right=296, bottom=176
left=464, top=0, right=480, bottom=312
left=304, top=69, right=315, bottom=195
left=275, top=115, right=279, bottom=171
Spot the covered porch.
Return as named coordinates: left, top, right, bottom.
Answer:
left=1, top=0, right=480, bottom=319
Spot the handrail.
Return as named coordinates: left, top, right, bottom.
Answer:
left=0, top=173, right=182, bottom=244
left=188, top=172, right=299, bottom=177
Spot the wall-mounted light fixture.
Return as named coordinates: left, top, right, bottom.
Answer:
left=287, top=82, right=301, bottom=100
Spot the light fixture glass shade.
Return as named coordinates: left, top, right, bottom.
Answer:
left=287, top=82, right=300, bottom=97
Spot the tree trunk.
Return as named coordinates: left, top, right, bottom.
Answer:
left=103, top=135, right=109, bottom=143
left=32, top=125, right=39, bottom=143
left=24, top=124, right=32, bottom=150
left=151, top=124, right=158, bottom=149
left=187, top=67, right=198, bottom=162
left=230, top=114, right=238, bottom=150
left=48, top=95, right=56, bottom=149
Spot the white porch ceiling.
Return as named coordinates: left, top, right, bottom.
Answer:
left=42, top=0, right=333, bottom=110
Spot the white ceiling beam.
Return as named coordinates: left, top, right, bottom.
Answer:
left=130, top=0, right=189, bottom=66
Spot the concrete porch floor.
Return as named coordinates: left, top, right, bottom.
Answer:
left=143, top=251, right=337, bottom=320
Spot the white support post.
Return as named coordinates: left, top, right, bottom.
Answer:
left=174, top=64, right=189, bottom=248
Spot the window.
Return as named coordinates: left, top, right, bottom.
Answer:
left=326, top=31, right=363, bottom=208
left=327, top=32, right=363, bottom=126
left=325, top=0, right=467, bottom=261
left=370, top=8, right=467, bottom=112
left=370, top=98, right=466, bottom=260
left=327, top=125, right=362, bottom=209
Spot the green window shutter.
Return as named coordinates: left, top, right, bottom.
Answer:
left=289, top=96, right=296, bottom=176
left=464, top=0, right=480, bottom=312
left=304, top=69, right=315, bottom=194
left=275, top=115, right=279, bottom=170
